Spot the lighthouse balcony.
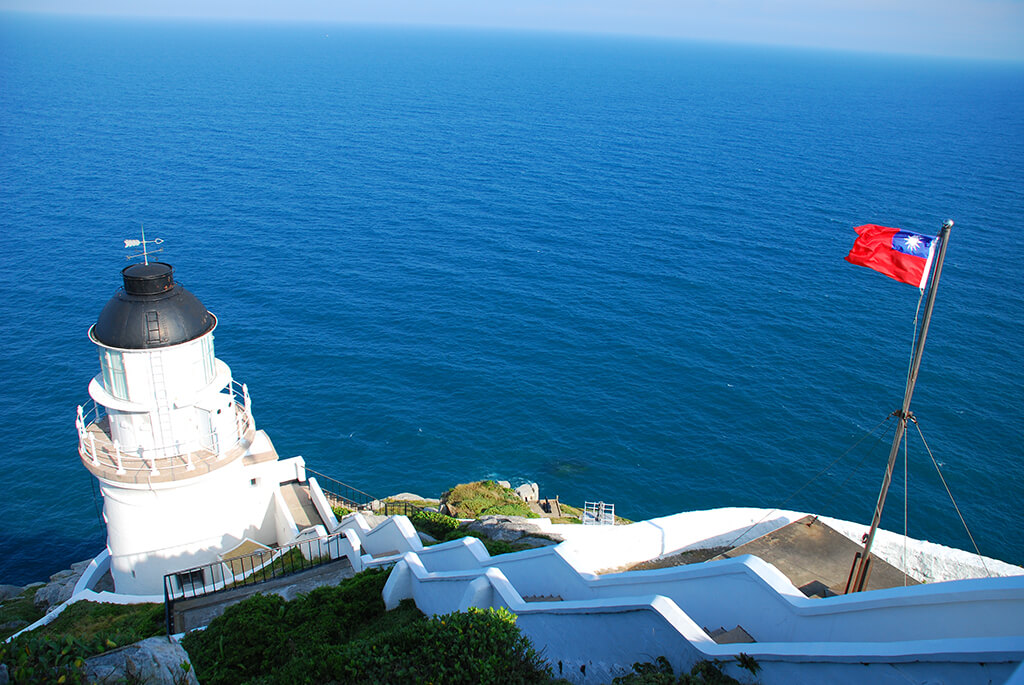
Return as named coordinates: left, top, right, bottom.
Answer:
left=76, top=381, right=257, bottom=485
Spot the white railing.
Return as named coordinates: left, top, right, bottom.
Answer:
left=583, top=501, right=615, bottom=525
left=76, top=380, right=254, bottom=480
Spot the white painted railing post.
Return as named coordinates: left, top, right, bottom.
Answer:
left=114, top=440, right=125, bottom=475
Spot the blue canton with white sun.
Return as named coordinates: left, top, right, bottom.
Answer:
left=891, top=231, right=934, bottom=257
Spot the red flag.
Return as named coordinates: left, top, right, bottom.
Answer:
left=846, top=224, right=937, bottom=288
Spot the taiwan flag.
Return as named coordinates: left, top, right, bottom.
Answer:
left=845, top=224, right=938, bottom=289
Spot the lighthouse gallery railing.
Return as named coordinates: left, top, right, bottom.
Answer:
left=76, top=380, right=254, bottom=481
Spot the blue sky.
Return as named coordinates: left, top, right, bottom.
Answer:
left=2, top=0, right=1023, bottom=61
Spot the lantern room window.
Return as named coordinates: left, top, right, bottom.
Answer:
left=100, top=349, right=129, bottom=399
left=201, top=334, right=215, bottom=382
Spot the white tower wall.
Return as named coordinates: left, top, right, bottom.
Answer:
left=98, top=459, right=283, bottom=595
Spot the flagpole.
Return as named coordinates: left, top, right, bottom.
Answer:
left=847, top=219, right=953, bottom=593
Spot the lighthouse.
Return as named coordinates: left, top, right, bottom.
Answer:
left=76, top=260, right=317, bottom=595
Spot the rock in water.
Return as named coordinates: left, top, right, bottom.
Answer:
left=84, top=637, right=199, bottom=685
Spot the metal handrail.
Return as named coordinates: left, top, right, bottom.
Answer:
left=305, top=467, right=378, bottom=511
left=382, top=501, right=427, bottom=517
left=163, top=530, right=349, bottom=634
left=77, top=380, right=253, bottom=477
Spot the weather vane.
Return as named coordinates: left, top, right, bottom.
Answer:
left=124, top=224, right=164, bottom=265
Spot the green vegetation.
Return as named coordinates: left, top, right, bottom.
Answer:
left=381, top=497, right=440, bottom=509
left=409, top=510, right=462, bottom=540
left=611, top=655, right=760, bottom=684
left=32, top=601, right=164, bottom=644
left=0, top=586, right=44, bottom=640
left=0, top=601, right=165, bottom=684
left=332, top=504, right=352, bottom=518
left=407, top=510, right=540, bottom=555
left=182, top=568, right=556, bottom=684
left=441, top=480, right=538, bottom=519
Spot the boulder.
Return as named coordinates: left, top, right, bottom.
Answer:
left=34, top=560, right=91, bottom=613
left=84, top=637, right=199, bottom=685
left=464, top=516, right=563, bottom=544
left=496, top=480, right=511, bottom=489
left=387, top=492, right=440, bottom=504
left=517, top=536, right=560, bottom=549
left=0, top=584, right=30, bottom=601
left=514, top=482, right=539, bottom=503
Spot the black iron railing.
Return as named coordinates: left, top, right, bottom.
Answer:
left=305, top=468, right=378, bottom=511
left=382, top=501, right=428, bottom=517
left=163, top=531, right=348, bottom=634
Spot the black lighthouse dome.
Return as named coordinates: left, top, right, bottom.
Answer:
left=91, top=262, right=215, bottom=349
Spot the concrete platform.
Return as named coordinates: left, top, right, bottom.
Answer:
left=713, top=515, right=919, bottom=596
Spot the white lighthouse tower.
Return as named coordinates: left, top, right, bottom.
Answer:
left=76, top=260, right=317, bottom=595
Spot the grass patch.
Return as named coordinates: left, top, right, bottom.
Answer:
left=1, top=600, right=165, bottom=684
left=33, top=601, right=164, bottom=644
left=441, top=481, right=537, bottom=519
left=0, top=586, right=44, bottom=640
left=381, top=497, right=439, bottom=509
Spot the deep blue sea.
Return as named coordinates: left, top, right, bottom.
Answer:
left=1, top=14, right=1022, bottom=585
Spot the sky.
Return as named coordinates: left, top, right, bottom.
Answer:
left=1, top=0, right=1023, bottom=61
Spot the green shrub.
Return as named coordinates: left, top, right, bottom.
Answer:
left=332, top=505, right=352, bottom=518
left=410, top=510, right=461, bottom=540
left=0, top=633, right=92, bottom=684
left=332, top=606, right=551, bottom=685
left=182, top=569, right=556, bottom=685
left=183, top=568, right=395, bottom=685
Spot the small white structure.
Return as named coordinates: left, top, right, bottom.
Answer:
left=76, top=262, right=314, bottom=595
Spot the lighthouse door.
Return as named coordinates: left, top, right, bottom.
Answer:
left=195, top=409, right=215, bottom=454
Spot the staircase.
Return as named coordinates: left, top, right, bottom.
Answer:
left=381, top=531, right=1024, bottom=684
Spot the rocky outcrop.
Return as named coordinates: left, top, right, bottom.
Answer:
left=84, top=637, right=199, bottom=685
left=387, top=492, right=440, bottom=504
left=464, top=516, right=563, bottom=544
left=34, top=560, right=91, bottom=613
left=514, top=482, right=539, bottom=503
left=0, top=584, right=29, bottom=601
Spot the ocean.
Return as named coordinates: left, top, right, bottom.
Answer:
left=1, top=14, right=1022, bottom=585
